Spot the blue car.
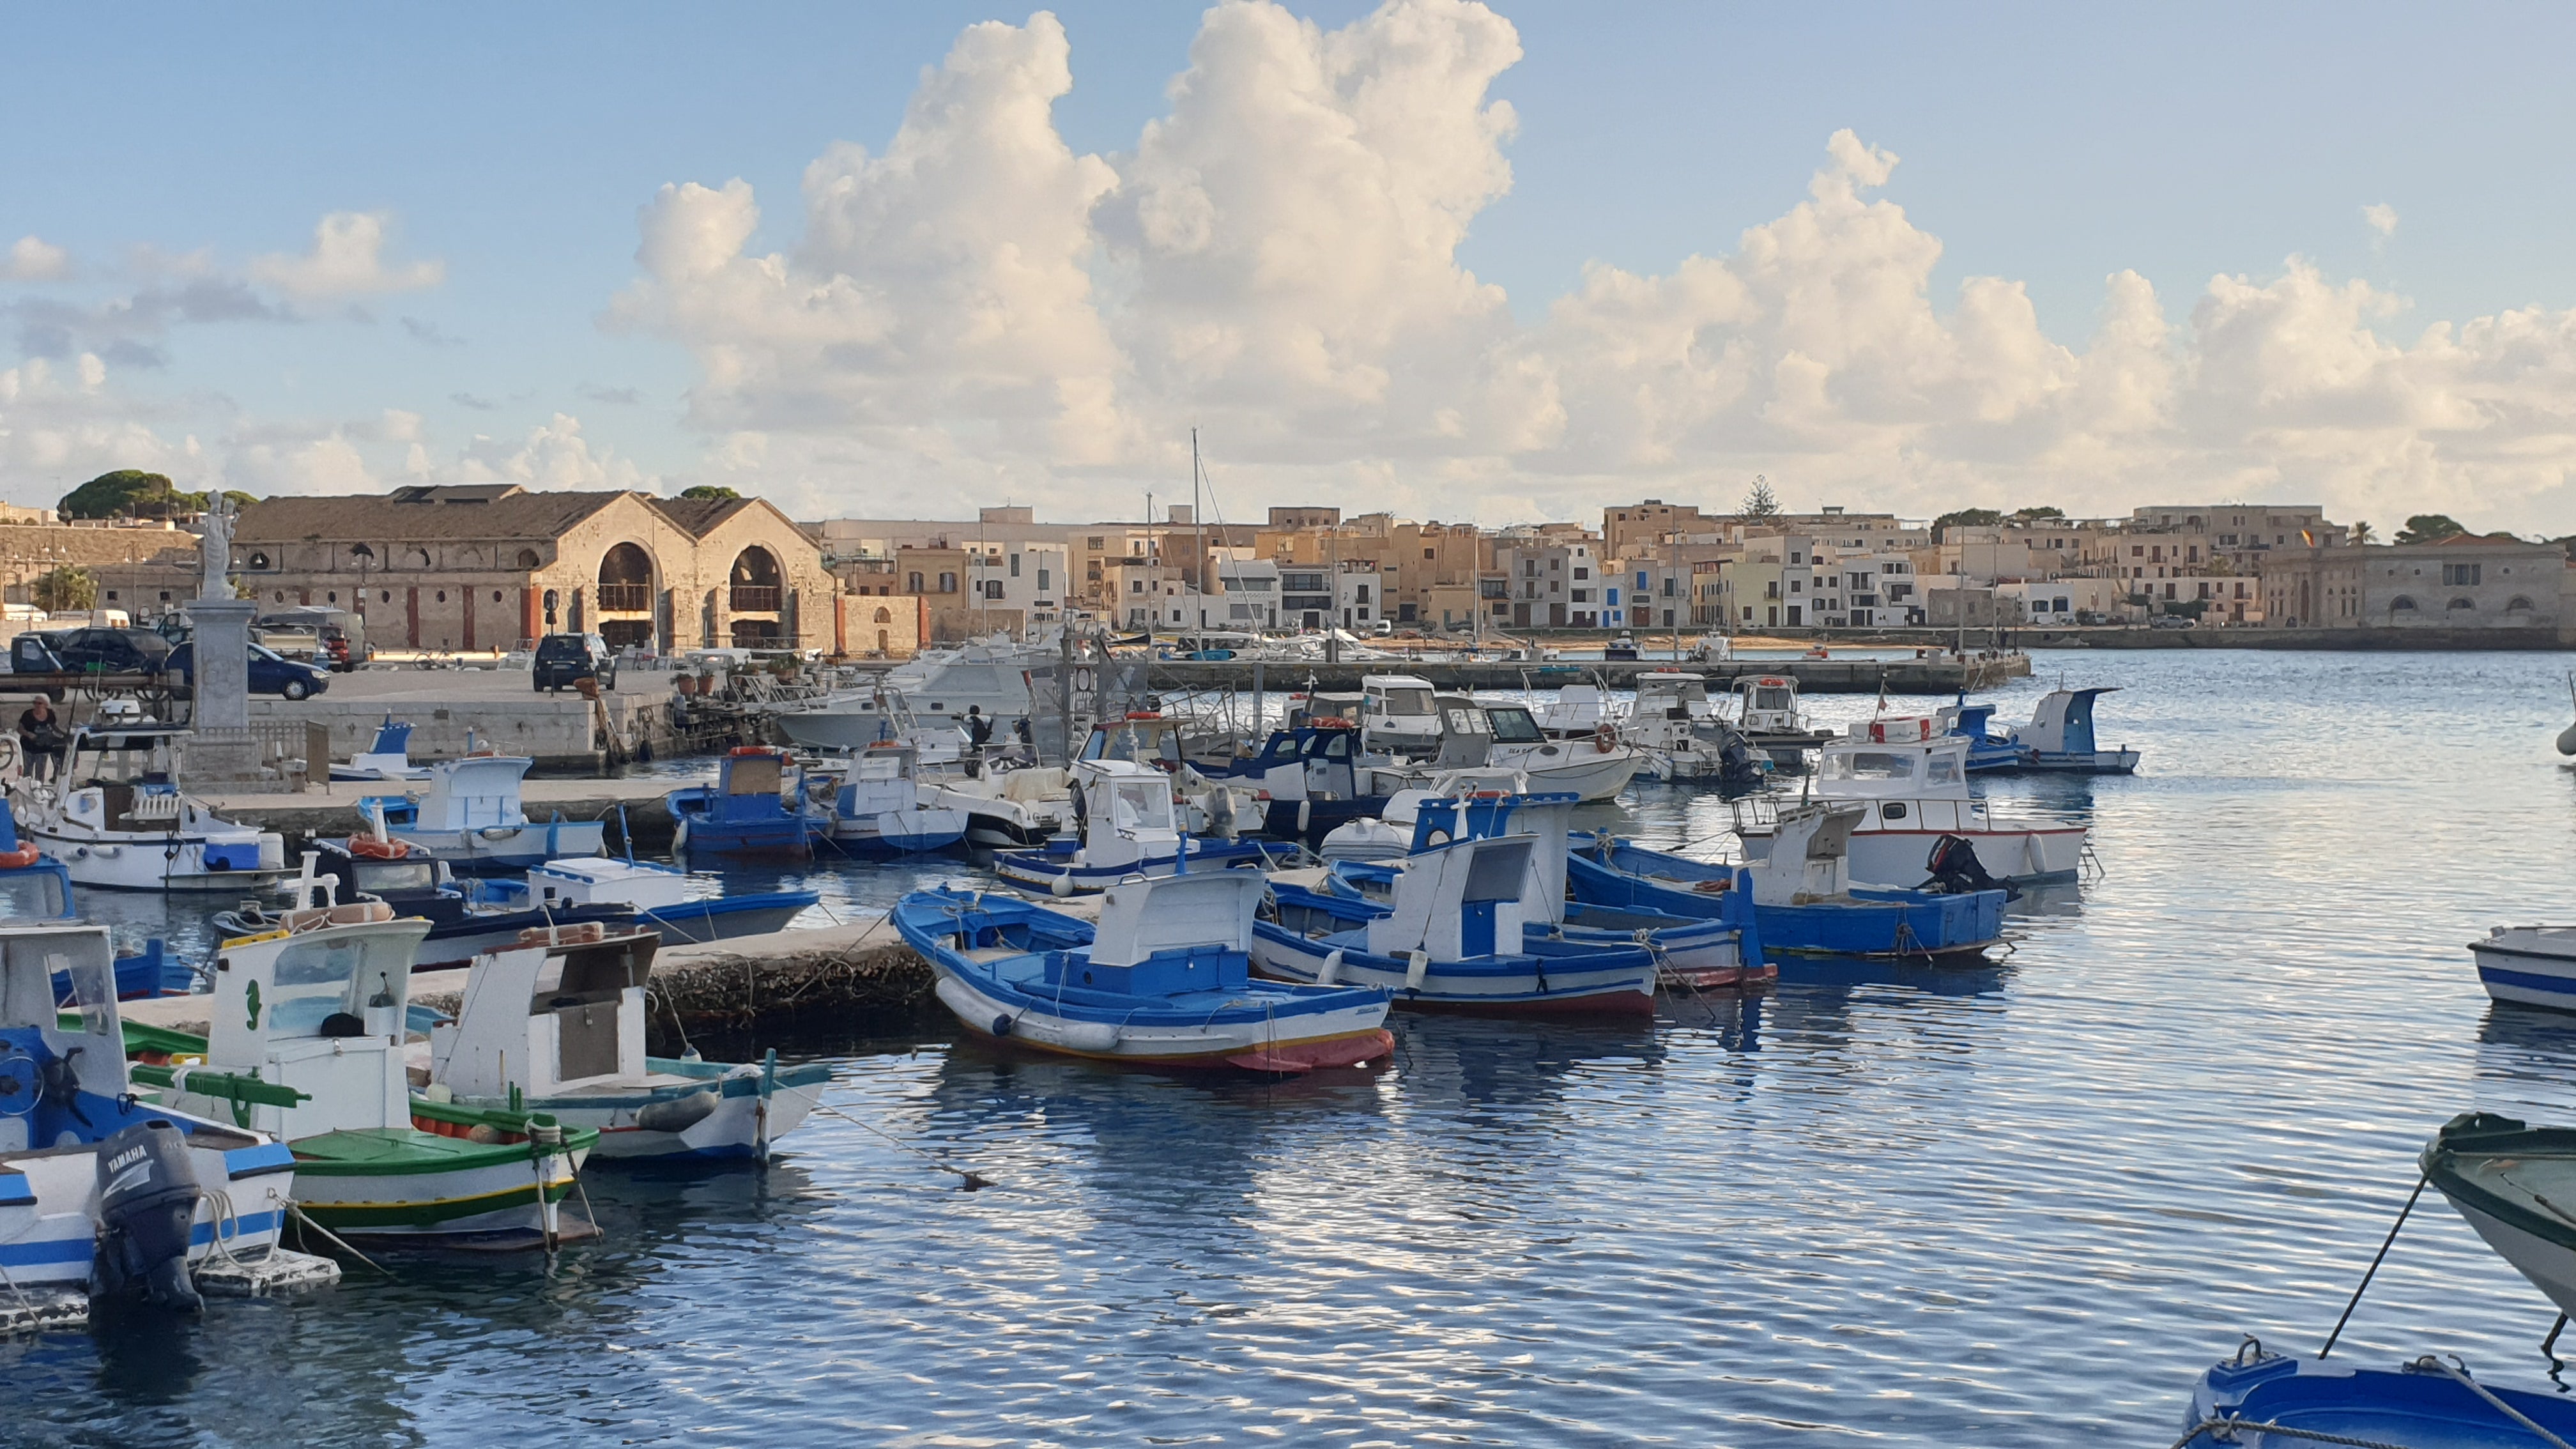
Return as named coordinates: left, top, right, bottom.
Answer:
left=164, top=640, right=331, bottom=700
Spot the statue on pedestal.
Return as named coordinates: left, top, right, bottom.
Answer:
left=197, top=495, right=236, bottom=602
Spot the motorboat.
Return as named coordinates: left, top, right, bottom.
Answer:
left=2179, top=1338, right=2576, bottom=1448
left=923, top=763, right=1074, bottom=848
left=811, top=743, right=967, bottom=855
left=0, top=922, right=319, bottom=1326
left=2005, top=687, right=2141, bottom=773
left=2469, top=925, right=2576, bottom=1011
left=1360, top=675, right=1444, bottom=761
left=417, top=923, right=826, bottom=1160
left=1318, top=766, right=1529, bottom=863
left=1623, top=672, right=1771, bottom=785
left=2422, top=1111, right=2576, bottom=1318
left=1478, top=700, right=1642, bottom=802
left=1569, top=802, right=2008, bottom=961
left=12, top=726, right=289, bottom=894
left=328, top=717, right=431, bottom=783
left=1530, top=683, right=1612, bottom=737
left=668, top=746, right=829, bottom=858
left=234, top=837, right=637, bottom=974
left=993, top=760, right=1269, bottom=896
left=158, top=873, right=599, bottom=1246
left=362, top=753, right=606, bottom=874
left=1934, top=699, right=2025, bottom=772
left=1738, top=721, right=2087, bottom=887
left=489, top=856, right=818, bottom=945
left=893, top=872, right=1395, bottom=1072
left=1211, top=723, right=1404, bottom=845
left=1319, top=790, right=1768, bottom=991
left=1731, top=675, right=1837, bottom=767
left=773, top=637, right=1048, bottom=752
left=1257, top=832, right=1660, bottom=1015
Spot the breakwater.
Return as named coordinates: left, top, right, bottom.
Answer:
left=1149, top=652, right=2029, bottom=694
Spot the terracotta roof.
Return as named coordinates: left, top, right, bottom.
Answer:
left=233, top=489, right=632, bottom=544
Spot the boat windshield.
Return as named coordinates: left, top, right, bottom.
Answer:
left=264, top=936, right=379, bottom=1037
left=1924, top=754, right=1963, bottom=786
left=357, top=859, right=440, bottom=893
left=1443, top=706, right=1491, bottom=737
left=1374, top=688, right=1435, bottom=716
left=0, top=871, right=66, bottom=921
left=1751, top=686, right=1795, bottom=712
left=1107, top=779, right=1174, bottom=832
left=1822, top=750, right=1916, bottom=784
left=1487, top=709, right=1545, bottom=744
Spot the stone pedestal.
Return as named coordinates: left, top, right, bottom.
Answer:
left=182, top=597, right=270, bottom=786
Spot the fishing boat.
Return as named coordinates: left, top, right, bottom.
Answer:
left=328, top=717, right=431, bottom=783
left=922, top=763, right=1074, bottom=848
left=2004, top=687, right=2141, bottom=773
left=814, top=742, right=967, bottom=855
left=2179, top=1338, right=2576, bottom=1448
left=1934, top=699, right=2025, bottom=772
left=494, top=856, right=816, bottom=944
left=668, top=746, right=827, bottom=857
left=1568, top=803, right=2007, bottom=960
left=158, top=875, right=598, bottom=1246
left=1731, top=675, right=1838, bottom=767
left=1319, top=790, right=1768, bottom=992
left=1478, top=700, right=1643, bottom=802
left=1317, top=766, right=1529, bottom=863
left=417, top=923, right=825, bottom=1160
left=1, top=922, right=319, bottom=1326
left=893, top=871, right=1395, bottom=1072
left=361, top=753, right=606, bottom=874
left=1739, top=722, right=2087, bottom=887
left=224, top=837, right=636, bottom=974
left=2422, top=1110, right=2576, bottom=1317
left=993, top=759, right=1268, bottom=896
left=1257, top=831, right=1660, bottom=1015
left=13, top=724, right=289, bottom=893
left=1213, top=722, right=1405, bottom=845
left=1622, top=673, right=1772, bottom=785
left=1359, top=675, right=1445, bottom=760
left=2468, top=925, right=2576, bottom=1011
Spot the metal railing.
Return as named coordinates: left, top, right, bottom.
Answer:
left=596, top=584, right=652, bottom=613
left=729, top=585, right=782, bottom=611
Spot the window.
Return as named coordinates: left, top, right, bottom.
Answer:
left=1087, top=536, right=1104, bottom=550
left=248, top=551, right=270, bottom=569
left=2509, top=596, right=2537, bottom=612
left=1008, top=554, right=1020, bottom=577
left=436, top=590, right=447, bottom=603
left=1423, top=548, right=1435, bottom=560
left=1635, top=571, right=1648, bottom=588
left=907, top=572, right=923, bottom=592
left=1038, top=569, right=1050, bottom=592
left=2448, top=597, right=2476, bottom=611
left=517, top=548, right=540, bottom=569
left=938, top=572, right=956, bottom=592
left=2443, top=562, right=2483, bottom=586
left=2390, top=595, right=2416, bottom=611
left=984, top=581, right=1004, bottom=600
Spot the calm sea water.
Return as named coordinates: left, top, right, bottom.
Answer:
left=13, top=649, right=2576, bottom=1447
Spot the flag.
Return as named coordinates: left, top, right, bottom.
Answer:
left=2301, top=529, right=2313, bottom=546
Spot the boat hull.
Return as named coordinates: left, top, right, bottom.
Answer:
left=1744, top=824, right=2086, bottom=888
left=1566, top=847, right=2002, bottom=960
left=0, top=1138, right=293, bottom=1287
left=933, top=972, right=1394, bottom=1068
left=993, top=839, right=1272, bottom=895
left=34, top=827, right=291, bottom=894
left=2469, top=930, right=2576, bottom=1011
left=289, top=1128, right=594, bottom=1243
left=2182, top=1346, right=2576, bottom=1448
left=637, top=894, right=816, bottom=945
left=389, top=821, right=608, bottom=874
left=826, top=808, right=968, bottom=855
left=446, top=1061, right=829, bottom=1162
left=1250, top=919, right=1656, bottom=1016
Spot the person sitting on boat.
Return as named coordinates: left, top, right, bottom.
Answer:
left=963, top=705, right=994, bottom=778
left=17, top=696, right=66, bottom=782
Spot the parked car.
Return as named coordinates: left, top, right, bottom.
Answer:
left=256, top=608, right=364, bottom=671
left=2149, top=614, right=2196, bottom=630
left=164, top=641, right=331, bottom=700
left=11, top=627, right=173, bottom=675
left=533, top=632, right=618, bottom=693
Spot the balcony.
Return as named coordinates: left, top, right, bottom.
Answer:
left=596, top=584, right=652, bottom=613
left=730, top=585, right=783, bottom=612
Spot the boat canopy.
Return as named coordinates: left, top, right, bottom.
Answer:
left=413, top=755, right=537, bottom=831
left=1815, top=739, right=1972, bottom=799
left=1089, top=871, right=1262, bottom=968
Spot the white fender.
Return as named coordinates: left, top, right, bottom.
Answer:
left=1316, top=948, right=1344, bottom=986
left=1404, top=950, right=1430, bottom=991
left=1297, top=799, right=1312, bottom=833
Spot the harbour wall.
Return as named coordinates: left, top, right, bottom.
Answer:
left=1147, top=654, right=2031, bottom=694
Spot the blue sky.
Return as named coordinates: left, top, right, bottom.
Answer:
left=6, top=2, right=2575, bottom=529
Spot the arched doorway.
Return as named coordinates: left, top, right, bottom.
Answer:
left=596, top=542, right=657, bottom=649
left=728, top=546, right=784, bottom=647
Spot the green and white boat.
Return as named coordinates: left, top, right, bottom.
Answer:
left=156, top=887, right=597, bottom=1247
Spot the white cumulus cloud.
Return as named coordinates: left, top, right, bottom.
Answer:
left=2363, top=203, right=2399, bottom=237
left=249, top=211, right=445, bottom=300
left=3, top=237, right=70, bottom=282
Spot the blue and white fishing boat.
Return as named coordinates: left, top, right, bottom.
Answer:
left=993, top=760, right=1268, bottom=896
left=1213, top=722, right=1396, bottom=844
left=668, top=747, right=829, bottom=858
left=2005, top=687, right=2140, bottom=773
left=418, top=924, right=827, bottom=1161
left=893, top=871, right=1397, bottom=1073
left=225, top=839, right=636, bottom=974
left=1569, top=803, right=2007, bottom=961
left=328, top=717, right=431, bottom=783
left=1739, top=724, right=2085, bottom=887
left=2179, top=1338, right=2576, bottom=1448
left=1256, top=831, right=1660, bottom=1016
left=1936, top=698, right=2026, bottom=772
left=361, top=753, right=605, bottom=873
left=19, top=725, right=290, bottom=893
left=1319, top=790, right=1768, bottom=991
left=498, top=856, right=818, bottom=945
left=0, top=921, right=317, bottom=1326
left=816, top=743, right=966, bottom=855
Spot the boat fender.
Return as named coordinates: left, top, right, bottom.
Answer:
left=1317, top=948, right=1344, bottom=986
left=1404, top=950, right=1430, bottom=992
left=1050, top=873, right=1074, bottom=899
left=89, top=1118, right=204, bottom=1313
left=993, top=1015, right=1012, bottom=1037
left=634, top=1088, right=720, bottom=1135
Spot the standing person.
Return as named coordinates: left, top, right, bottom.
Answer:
left=17, top=696, right=65, bottom=783
left=963, top=705, right=993, bottom=778
left=1010, top=715, right=1034, bottom=766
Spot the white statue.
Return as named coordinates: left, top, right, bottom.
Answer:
left=197, top=494, right=236, bottom=601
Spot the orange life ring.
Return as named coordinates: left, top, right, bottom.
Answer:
left=346, top=836, right=407, bottom=860
left=0, top=847, right=38, bottom=869
left=1124, top=710, right=1161, bottom=721
left=730, top=745, right=776, bottom=757
left=1593, top=723, right=1617, bottom=752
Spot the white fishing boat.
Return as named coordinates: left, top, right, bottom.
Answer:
left=1621, top=672, right=1770, bottom=783
left=813, top=742, right=967, bottom=855
left=12, top=725, right=288, bottom=893
left=993, top=760, right=1269, bottom=896
left=1738, top=721, right=2087, bottom=887
left=774, top=637, right=1048, bottom=752
left=328, top=717, right=431, bottom=783
left=2469, top=925, right=2576, bottom=1011
left=2004, top=687, right=2142, bottom=773
left=1360, top=674, right=1446, bottom=760
left=922, top=764, right=1073, bottom=848
left=1477, top=700, right=1642, bottom=802
left=1731, top=674, right=1838, bottom=765
left=364, top=753, right=606, bottom=873
left=420, top=924, right=827, bottom=1162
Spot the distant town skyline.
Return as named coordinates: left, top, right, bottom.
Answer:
left=7, top=3, right=2576, bottom=533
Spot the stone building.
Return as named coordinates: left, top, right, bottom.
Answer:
left=2260, top=535, right=2568, bottom=631
left=229, top=484, right=838, bottom=654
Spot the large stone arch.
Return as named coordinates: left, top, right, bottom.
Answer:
left=595, top=540, right=659, bottom=649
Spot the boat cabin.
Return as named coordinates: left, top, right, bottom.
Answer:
left=1289, top=692, right=1366, bottom=730
left=0, top=924, right=137, bottom=1152
left=430, top=927, right=662, bottom=1097
left=1360, top=675, right=1442, bottom=758
left=1362, top=834, right=1536, bottom=962
left=1481, top=703, right=1551, bottom=750
left=0, top=799, right=71, bottom=922
left=1634, top=672, right=1716, bottom=719
left=1070, top=759, right=1182, bottom=870
left=2009, top=687, right=2140, bottom=771
left=1746, top=804, right=1864, bottom=905
left=205, top=904, right=430, bottom=1139
left=1534, top=684, right=1609, bottom=737
left=1811, top=733, right=1994, bottom=834
left=1050, top=871, right=1261, bottom=997
left=834, top=741, right=928, bottom=819
left=394, top=754, right=540, bottom=833
left=1080, top=714, right=1186, bottom=770
left=1735, top=676, right=1807, bottom=733
left=522, top=858, right=695, bottom=913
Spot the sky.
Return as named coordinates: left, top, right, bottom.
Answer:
left=6, top=1, right=2576, bottom=533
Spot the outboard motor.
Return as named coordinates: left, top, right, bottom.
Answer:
left=1920, top=834, right=2015, bottom=900
left=91, top=1119, right=204, bottom=1312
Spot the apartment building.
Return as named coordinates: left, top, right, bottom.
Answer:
left=1602, top=499, right=1712, bottom=556
left=1727, top=534, right=1818, bottom=629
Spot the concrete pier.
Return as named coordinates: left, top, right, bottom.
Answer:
left=203, top=776, right=696, bottom=850
left=1147, top=653, right=2029, bottom=694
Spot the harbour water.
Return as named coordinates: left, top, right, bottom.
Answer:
left=12, top=649, right=2576, bottom=1446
